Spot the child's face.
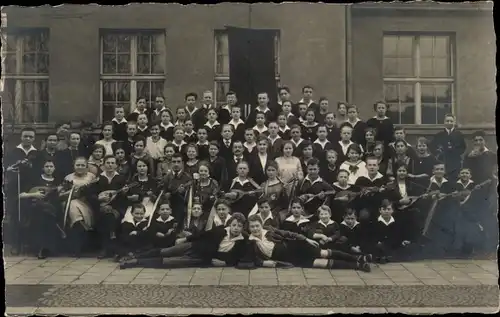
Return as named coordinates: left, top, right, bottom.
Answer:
left=207, top=110, right=217, bottom=121
left=366, top=159, right=379, bottom=174
left=259, top=203, right=271, bottom=215
left=203, top=92, right=213, bottom=105
left=249, top=220, right=263, bottom=236
left=229, top=219, right=244, bottom=236
left=231, top=108, right=241, bottom=119
left=155, top=97, right=165, bottom=109
left=299, top=105, right=307, bottom=117
left=325, top=114, right=335, bottom=125
left=69, top=133, right=81, bottom=147
left=150, top=126, right=160, bottom=136
left=433, top=165, right=446, bottom=178
left=74, top=158, right=88, bottom=174
left=320, top=100, right=329, bottom=110
left=222, top=127, right=233, bottom=139
left=373, top=145, right=383, bottom=157
left=132, top=208, right=146, bottom=222
left=161, top=111, right=171, bottom=123
left=186, top=147, right=197, bottom=159
left=257, top=140, right=268, bottom=153
left=396, top=166, right=407, bottom=179
left=216, top=204, right=230, bottom=218
left=184, top=121, right=194, bottom=132
left=174, top=130, right=184, bottom=141
left=104, top=158, right=117, bottom=171
left=376, top=103, right=387, bottom=116
left=338, top=104, right=347, bottom=116
left=459, top=169, right=471, bottom=181
left=395, top=142, right=407, bottom=155
left=341, top=128, right=352, bottom=141
left=102, top=125, right=113, bottom=138
left=136, top=160, right=148, bottom=174
left=417, top=142, right=428, bottom=154
left=236, top=162, right=249, bottom=177
left=191, top=205, right=203, bottom=218
left=208, top=145, right=219, bottom=157
left=115, top=149, right=126, bottom=161
left=127, top=125, right=137, bottom=137
left=43, top=162, right=55, bottom=176
left=197, top=129, right=208, bottom=141
left=46, top=135, right=58, bottom=149
left=344, top=214, right=356, bottom=226
left=266, top=165, right=277, bottom=179
left=327, top=152, right=337, bottom=165
left=137, top=115, right=148, bottom=127
left=172, top=156, right=183, bottom=171
left=257, top=93, right=269, bottom=106
left=473, top=136, right=486, bottom=149
left=338, top=172, right=349, bottom=184
left=283, top=143, right=293, bottom=157
left=136, top=99, right=146, bottom=110
left=318, top=208, right=330, bottom=222
left=198, top=165, right=210, bottom=179
left=303, top=87, right=313, bottom=99
left=380, top=205, right=393, bottom=218
left=256, top=114, right=266, bottom=126
left=93, top=148, right=104, bottom=159
left=277, top=115, right=287, bottom=127
left=268, top=123, right=278, bottom=136
left=226, top=94, right=237, bottom=106
left=305, top=111, right=315, bottom=122
left=306, top=164, right=319, bottom=177
left=186, top=96, right=196, bottom=107
left=347, top=107, right=358, bottom=120
left=444, top=116, right=455, bottom=129
left=291, top=202, right=303, bottom=217
left=303, top=146, right=313, bottom=158
left=245, top=130, right=255, bottom=142
left=348, top=149, right=360, bottom=162
left=279, top=89, right=291, bottom=101
left=134, top=141, right=145, bottom=153
left=177, top=109, right=186, bottom=120
left=365, top=131, right=375, bottom=143
left=317, top=127, right=327, bottom=139
left=394, top=130, right=405, bottom=140
left=115, top=107, right=125, bottom=119
left=164, top=147, right=175, bottom=158
left=282, top=103, right=292, bottom=113
left=158, top=204, right=172, bottom=218
left=291, top=128, right=301, bottom=140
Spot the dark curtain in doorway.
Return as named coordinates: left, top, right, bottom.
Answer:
left=227, top=26, right=277, bottom=117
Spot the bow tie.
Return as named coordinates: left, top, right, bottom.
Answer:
left=349, top=165, right=359, bottom=173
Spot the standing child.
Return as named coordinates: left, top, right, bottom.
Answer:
left=281, top=100, right=299, bottom=127
left=297, top=103, right=308, bottom=124
left=146, top=122, right=168, bottom=170
left=159, top=109, right=175, bottom=142
left=111, top=105, right=128, bottom=142
left=196, top=128, right=210, bottom=161
left=87, top=144, right=105, bottom=176
left=114, top=145, right=131, bottom=180
left=344, top=105, right=368, bottom=146
left=301, top=109, right=319, bottom=142
left=336, top=102, right=348, bottom=127
left=208, top=141, right=228, bottom=190
left=175, top=107, right=187, bottom=127
left=267, top=122, right=284, bottom=159
left=312, top=125, right=334, bottom=167
left=290, top=125, right=306, bottom=158
left=300, top=141, right=315, bottom=173
left=253, top=112, right=270, bottom=139
left=184, top=144, right=200, bottom=177
left=386, top=140, right=415, bottom=180
left=366, top=101, right=394, bottom=147
left=219, top=124, right=235, bottom=164
left=228, top=105, right=246, bottom=142
left=277, top=113, right=292, bottom=140
left=339, top=144, right=368, bottom=185
left=319, top=150, right=339, bottom=186
left=324, top=112, right=340, bottom=144
left=96, top=122, right=116, bottom=156
left=156, top=144, right=176, bottom=180
left=204, top=108, right=222, bottom=142
left=136, top=113, right=151, bottom=138
left=172, top=126, right=188, bottom=156
left=363, top=128, right=377, bottom=158
left=388, top=127, right=417, bottom=159
left=333, top=125, right=360, bottom=164
left=150, top=96, right=168, bottom=123
left=411, top=137, right=437, bottom=195
left=129, top=137, right=155, bottom=177
left=183, top=120, right=197, bottom=144
left=316, top=97, right=330, bottom=124
left=123, top=122, right=138, bottom=157
left=430, top=114, right=466, bottom=181
left=218, top=91, right=236, bottom=125
left=330, top=170, right=354, bottom=223
left=243, top=129, right=258, bottom=159
left=127, top=97, right=150, bottom=122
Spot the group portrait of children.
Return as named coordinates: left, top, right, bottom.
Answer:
left=5, top=86, right=497, bottom=272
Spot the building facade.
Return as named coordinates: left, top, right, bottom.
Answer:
left=1, top=3, right=495, bottom=141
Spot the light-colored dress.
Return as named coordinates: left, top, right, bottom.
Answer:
left=64, top=172, right=96, bottom=229
left=275, top=156, right=304, bottom=184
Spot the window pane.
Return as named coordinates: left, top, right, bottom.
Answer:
left=215, top=81, right=230, bottom=105
left=137, top=34, right=152, bottom=53
left=215, top=33, right=229, bottom=75
left=16, top=31, right=50, bottom=75
left=102, top=102, right=129, bottom=121
left=21, top=80, right=49, bottom=122
left=137, top=54, right=151, bottom=74
left=102, top=34, right=118, bottom=52
left=384, top=83, right=415, bottom=124
left=102, top=81, right=131, bottom=102
left=383, top=57, right=398, bottom=76
left=116, top=34, right=131, bottom=53
left=434, top=37, right=449, bottom=57
left=5, top=52, right=16, bottom=74
left=136, top=33, right=165, bottom=74
left=420, top=58, right=433, bottom=77
left=151, top=54, right=164, bottom=74
left=419, top=36, right=434, bottom=58
left=397, top=57, right=413, bottom=77
left=433, top=57, right=450, bottom=77
left=397, top=36, right=413, bottom=57
left=1, top=78, right=17, bottom=122
left=421, top=83, right=452, bottom=124
left=117, top=54, right=131, bottom=74
left=102, top=54, right=117, bottom=73
left=383, top=36, right=398, bottom=56
left=419, top=36, right=451, bottom=78
left=137, top=80, right=164, bottom=108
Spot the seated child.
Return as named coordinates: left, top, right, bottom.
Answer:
left=339, top=209, right=365, bottom=254
left=281, top=199, right=310, bottom=234
left=177, top=201, right=207, bottom=241
left=119, top=203, right=149, bottom=258
left=250, top=199, right=280, bottom=229
left=149, top=202, right=178, bottom=248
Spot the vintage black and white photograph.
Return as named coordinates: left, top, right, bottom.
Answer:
left=2, top=2, right=498, bottom=315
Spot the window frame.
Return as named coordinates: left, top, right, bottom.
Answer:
left=1, top=28, right=50, bottom=124
left=382, top=32, right=456, bottom=125
left=213, top=30, right=281, bottom=108
left=99, top=30, right=167, bottom=123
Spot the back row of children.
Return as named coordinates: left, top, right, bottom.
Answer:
left=6, top=86, right=497, bottom=263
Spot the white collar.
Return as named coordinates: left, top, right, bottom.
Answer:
left=339, top=140, right=354, bottom=147
left=366, top=172, right=384, bottom=181
left=234, top=178, right=249, bottom=186
left=222, top=105, right=231, bottom=111
left=303, top=121, right=318, bottom=127
left=249, top=229, right=269, bottom=241
left=196, top=140, right=209, bottom=146
left=137, top=126, right=148, bottom=132
left=223, top=138, right=232, bottom=145
left=173, top=140, right=187, bottom=147
left=230, top=119, right=245, bottom=127
left=41, top=174, right=55, bottom=182
left=160, top=122, right=174, bottom=129
left=457, top=179, right=474, bottom=188
left=154, top=107, right=167, bottom=114
left=100, top=171, right=119, bottom=179
left=125, top=217, right=148, bottom=226
left=313, top=139, right=330, bottom=146
left=256, top=106, right=271, bottom=113
left=156, top=215, right=175, bottom=223
left=224, top=227, right=244, bottom=241
left=185, top=106, right=198, bottom=115
left=132, top=108, right=146, bottom=114
left=445, top=128, right=455, bottom=133
left=318, top=219, right=334, bottom=227
left=430, top=176, right=448, bottom=185
left=341, top=220, right=359, bottom=228
left=244, top=142, right=256, bottom=149
left=304, top=175, right=323, bottom=185
left=279, top=126, right=291, bottom=132
left=373, top=116, right=389, bottom=120
left=174, top=120, right=184, bottom=126
left=205, top=121, right=220, bottom=129
left=258, top=212, right=274, bottom=223
left=16, top=144, right=37, bottom=154
left=112, top=117, right=127, bottom=124
left=333, top=182, right=350, bottom=190
left=291, top=138, right=304, bottom=146
left=347, top=118, right=361, bottom=126
left=299, top=99, right=314, bottom=107
left=285, top=215, right=310, bottom=225
left=253, top=125, right=268, bottom=133
left=268, top=135, right=281, bottom=142
left=185, top=131, right=195, bottom=136
left=285, top=112, right=295, bottom=118
left=378, top=215, right=395, bottom=226
left=214, top=213, right=231, bottom=226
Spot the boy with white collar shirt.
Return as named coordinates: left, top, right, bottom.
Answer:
left=149, top=202, right=178, bottom=248
left=111, top=105, right=128, bottom=142
left=253, top=112, right=270, bottom=139
left=366, top=101, right=394, bottom=147
left=204, top=108, right=222, bottom=142
left=312, top=125, right=334, bottom=166
left=277, top=113, right=292, bottom=141
left=333, top=125, right=360, bottom=164
left=246, top=92, right=275, bottom=128
left=267, top=122, right=284, bottom=159
left=127, top=97, right=151, bottom=123
left=339, top=210, right=366, bottom=254
left=228, top=105, right=246, bottom=142
left=219, top=91, right=237, bottom=125
left=150, top=95, right=168, bottom=123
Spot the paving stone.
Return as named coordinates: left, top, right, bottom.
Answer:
left=10, top=278, right=45, bottom=285
left=130, top=279, right=162, bottom=285
left=363, top=279, right=395, bottom=285
left=249, top=279, right=278, bottom=285
left=71, top=279, right=103, bottom=285
left=190, top=279, right=220, bottom=285
left=334, top=279, right=366, bottom=285
left=476, top=279, right=499, bottom=285
left=420, top=278, right=451, bottom=285
left=307, top=278, right=336, bottom=286
left=393, top=281, right=424, bottom=286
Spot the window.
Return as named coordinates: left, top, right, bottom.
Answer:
left=383, top=34, right=454, bottom=125
left=214, top=31, right=280, bottom=109
left=1, top=29, right=50, bottom=123
left=100, top=31, right=166, bottom=121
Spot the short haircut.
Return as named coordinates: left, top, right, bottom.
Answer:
left=302, top=85, right=313, bottom=92
left=21, top=127, right=36, bottom=134
left=317, top=205, right=331, bottom=215
left=338, top=169, right=350, bottom=175
left=417, top=137, right=430, bottom=145
left=226, top=91, right=236, bottom=97
left=248, top=214, right=263, bottom=224
left=344, top=209, right=356, bottom=217
left=337, top=101, right=347, bottom=109
left=137, top=97, right=147, bottom=102
left=379, top=199, right=392, bottom=209
left=131, top=203, right=146, bottom=212
left=472, top=131, right=486, bottom=139
left=185, top=92, right=198, bottom=100
left=279, top=86, right=290, bottom=94
left=257, top=198, right=271, bottom=207
left=228, top=212, right=246, bottom=225
left=346, top=143, right=362, bottom=155
left=307, top=157, right=320, bottom=167
left=373, top=101, right=387, bottom=111
left=171, top=152, right=184, bottom=161
left=103, top=154, right=116, bottom=163
left=318, top=97, right=328, bottom=103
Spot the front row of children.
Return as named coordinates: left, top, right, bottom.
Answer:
left=118, top=196, right=412, bottom=271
